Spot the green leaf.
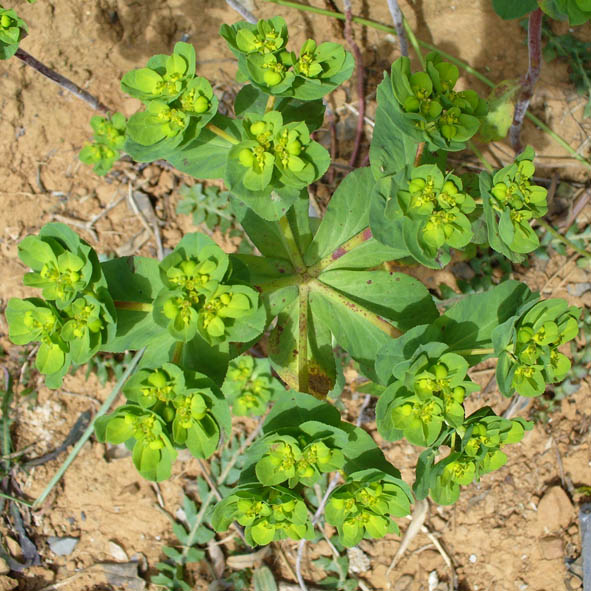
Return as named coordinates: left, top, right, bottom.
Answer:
left=316, top=270, right=438, bottom=332
left=493, top=0, right=539, bottom=19
left=304, top=167, right=376, bottom=265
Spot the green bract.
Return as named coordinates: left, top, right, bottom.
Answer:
left=481, top=146, right=548, bottom=259
left=494, top=298, right=581, bottom=397
left=212, top=486, right=314, bottom=546
left=95, top=405, right=178, bottom=481
left=429, top=410, right=532, bottom=505
left=121, top=42, right=196, bottom=102
left=390, top=53, right=487, bottom=150
left=79, top=112, right=127, bottom=176
left=96, top=363, right=231, bottom=479
left=0, top=5, right=27, bottom=60
left=223, top=356, right=283, bottom=416
left=376, top=349, right=479, bottom=446
left=325, top=470, right=411, bottom=547
left=6, top=224, right=116, bottom=387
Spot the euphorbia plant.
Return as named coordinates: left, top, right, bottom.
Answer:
left=6, top=16, right=582, bottom=551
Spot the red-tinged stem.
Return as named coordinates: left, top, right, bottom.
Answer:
left=343, top=0, right=366, bottom=168
left=14, top=48, right=110, bottom=113
left=509, top=8, right=543, bottom=153
left=414, top=142, right=425, bottom=167
left=114, top=300, right=153, bottom=312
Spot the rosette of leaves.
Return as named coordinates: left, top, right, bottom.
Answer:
left=389, top=54, right=487, bottom=150
left=226, top=110, right=329, bottom=218
left=252, top=433, right=345, bottom=488
left=428, top=409, right=532, bottom=504
left=376, top=345, right=479, bottom=447
left=539, top=0, right=591, bottom=25
left=381, top=164, right=476, bottom=268
left=95, top=405, right=178, bottom=481
left=324, top=469, right=412, bottom=547
left=153, top=233, right=263, bottom=344
left=211, top=486, right=314, bottom=546
left=0, top=5, right=27, bottom=60
left=79, top=112, right=127, bottom=176
left=121, top=42, right=196, bottom=103
left=223, top=355, right=283, bottom=416
left=480, top=146, right=548, bottom=260
left=493, top=298, right=581, bottom=397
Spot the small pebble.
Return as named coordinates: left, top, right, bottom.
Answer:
left=469, top=554, right=477, bottom=563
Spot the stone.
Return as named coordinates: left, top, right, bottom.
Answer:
left=47, top=536, right=79, bottom=556
left=0, top=575, right=17, bottom=591
left=539, top=536, right=563, bottom=560
left=537, top=486, right=573, bottom=532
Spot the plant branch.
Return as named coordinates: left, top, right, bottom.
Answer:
left=538, top=218, right=591, bottom=259
left=414, top=142, right=425, bottom=167
left=453, top=348, right=495, bottom=357
left=308, top=227, right=373, bottom=275
left=402, top=16, right=425, bottom=69
left=14, top=48, right=110, bottom=113
left=278, top=215, right=306, bottom=273
left=205, top=123, right=240, bottom=145
left=265, top=94, right=276, bottom=113
left=32, top=347, right=146, bottom=509
left=225, top=0, right=257, bottom=23
left=113, top=300, right=153, bottom=312
left=386, top=0, right=408, bottom=57
left=261, top=0, right=591, bottom=169
left=310, top=279, right=402, bottom=338
left=298, top=285, right=310, bottom=394
left=468, top=140, right=494, bottom=173
left=509, top=8, right=543, bottom=153
left=342, top=0, right=366, bottom=168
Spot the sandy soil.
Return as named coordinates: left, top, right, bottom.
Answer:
left=0, top=1, right=590, bottom=590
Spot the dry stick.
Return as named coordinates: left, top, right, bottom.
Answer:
left=509, top=8, right=543, bottom=153
left=385, top=0, right=408, bottom=57
left=225, top=0, right=257, bottom=23
left=342, top=0, right=365, bottom=168
left=14, top=48, right=110, bottom=113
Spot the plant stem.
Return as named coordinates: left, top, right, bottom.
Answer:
left=172, top=341, right=184, bottom=365
left=310, top=279, right=401, bottom=338
left=0, top=491, right=32, bottom=507
left=32, top=347, right=145, bottom=509
left=342, top=0, right=366, bottom=168
left=402, top=16, right=425, bottom=68
left=205, top=123, right=240, bottom=145
left=298, top=285, right=310, bottom=394
left=468, top=140, right=494, bottom=173
left=386, top=0, right=408, bottom=57
left=14, top=48, right=110, bottom=113
left=255, top=273, right=301, bottom=294
left=509, top=8, right=543, bottom=152
left=538, top=218, right=591, bottom=258
left=261, top=0, right=591, bottom=169
left=454, top=348, right=495, bottom=356
left=278, top=215, right=306, bottom=273
left=114, top=300, right=153, bottom=312
left=308, top=226, right=373, bottom=275
left=265, top=94, right=276, bottom=113
left=414, top=142, right=425, bottom=167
